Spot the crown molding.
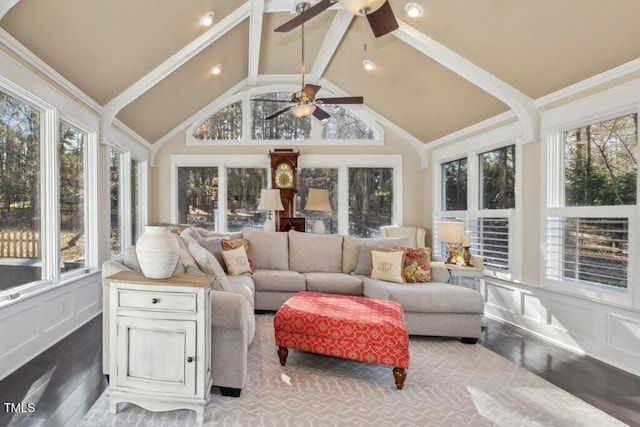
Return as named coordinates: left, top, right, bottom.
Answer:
left=0, top=0, right=20, bottom=21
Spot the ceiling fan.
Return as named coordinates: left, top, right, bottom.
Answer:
left=258, top=3, right=364, bottom=121
left=275, top=0, right=398, bottom=38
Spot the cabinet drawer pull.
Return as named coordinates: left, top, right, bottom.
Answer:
left=187, top=356, right=194, bottom=363
left=151, top=297, right=160, bottom=304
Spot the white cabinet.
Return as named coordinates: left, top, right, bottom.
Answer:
left=107, top=271, right=212, bottom=425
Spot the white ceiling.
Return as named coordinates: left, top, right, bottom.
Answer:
left=1, top=0, right=640, bottom=145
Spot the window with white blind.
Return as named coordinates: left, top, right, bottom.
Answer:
left=544, top=113, right=637, bottom=291
left=433, top=132, right=520, bottom=276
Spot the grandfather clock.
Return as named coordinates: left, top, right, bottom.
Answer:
left=269, top=149, right=299, bottom=229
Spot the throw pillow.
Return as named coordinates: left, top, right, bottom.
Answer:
left=200, top=236, right=228, bottom=270
left=397, top=247, right=432, bottom=283
left=352, top=236, right=413, bottom=275
left=222, top=238, right=255, bottom=271
left=369, top=249, right=405, bottom=283
left=221, top=246, right=253, bottom=276
left=123, top=246, right=141, bottom=271
left=187, top=242, right=232, bottom=291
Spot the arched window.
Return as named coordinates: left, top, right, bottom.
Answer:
left=189, top=89, right=380, bottom=143
left=193, top=101, right=242, bottom=140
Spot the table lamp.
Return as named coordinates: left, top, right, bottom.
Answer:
left=304, top=188, right=332, bottom=234
left=438, top=221, right=464, bottom=264
left=257, top=189, right=284, bottom=232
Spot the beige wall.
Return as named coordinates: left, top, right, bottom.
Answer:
left=148, top=129, right=427, bottom=230
left=520, top=141, right=541, bottom=284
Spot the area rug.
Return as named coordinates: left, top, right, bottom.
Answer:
left=80, top=314, right=625, bottom=427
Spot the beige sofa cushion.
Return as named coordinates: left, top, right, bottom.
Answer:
left=242, top=228, right=289, bottom=270
left=303, top=272, right=363, bottom=295
left=288, top=231, right=343, bottom=273
left=352, top=236, right=412, bottom=275
left=188, top=242, right=232, bottom=291
left=251, top=269, right=306, bottom=292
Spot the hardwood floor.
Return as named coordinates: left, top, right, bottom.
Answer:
left=1, top=314, right=638, bottom=426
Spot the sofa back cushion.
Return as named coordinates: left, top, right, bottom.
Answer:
left=242, top=227, right=289, bottom=270
left=288, top=231, right=343, bottom=273
left=350, top=236, right=413, bottom=275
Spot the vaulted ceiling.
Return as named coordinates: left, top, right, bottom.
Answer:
left=1, top=0, right=640, bottom=146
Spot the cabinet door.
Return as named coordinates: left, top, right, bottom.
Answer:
left=115, top=316, right=197, bottom=395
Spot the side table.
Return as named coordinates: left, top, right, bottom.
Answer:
left=106, top=271, right=213, bottom=425
left=443, top=263, right=483, bottom=291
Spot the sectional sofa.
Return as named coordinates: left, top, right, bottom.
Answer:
left=102, top=226, right=484, bottom=397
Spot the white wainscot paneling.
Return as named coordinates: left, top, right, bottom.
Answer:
left=75, top=280, right=101, bottom=315
left=548, top=300, right=596, bottom=339
left=0, top=306, right=39, bottom=358
left=42, top=291, right=74, bottom=333
left=485, top=281, right=517, bottom=321
left=607, top=313, right=640, bottom=356
left=521, top=293, right=546, bottom=323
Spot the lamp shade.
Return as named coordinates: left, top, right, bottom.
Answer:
left=304, top=188, right=331, bottom=212
left=257, top=189, right=284, bottom=211
left=291, top=103, right=316, bottom=118
left=438, top=221, right=464, bottom=243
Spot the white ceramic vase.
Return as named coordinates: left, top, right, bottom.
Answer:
left=135, top=225, right=179, bottom=279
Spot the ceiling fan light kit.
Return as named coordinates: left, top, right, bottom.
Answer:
left=340, top=0, right=387, bottom=16
left=291, top=103, right=317, bottom=118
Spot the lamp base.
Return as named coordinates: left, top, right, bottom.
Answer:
left=263, top=218, right=276, bottom=232
left=312, top=219, right=326, bottom=234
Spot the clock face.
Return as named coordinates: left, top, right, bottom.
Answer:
left=275, top=163, right=295, bottom=188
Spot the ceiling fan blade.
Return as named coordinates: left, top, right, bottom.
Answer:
left=302, top=84, right=321, bottom=100
left=266, top=106, right=292, bottom=120
left=275, top=0, right=335, bottom=33
left=316, top=96, right=364, bottom=105
left=312, top=107, right=331, bottom=121
left=367, top=1, right=398, bottom=38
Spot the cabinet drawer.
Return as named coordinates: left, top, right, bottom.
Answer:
left=117, top=289, right=197, bottom=312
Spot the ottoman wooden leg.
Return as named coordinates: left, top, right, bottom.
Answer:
left=277, top=346, right=289, bottom=366
left=393, top=367, right=406, bottom=390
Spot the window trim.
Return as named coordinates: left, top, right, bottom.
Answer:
left=170, top=154, right=402, bottom=235
left=540, top=79, right=640, bottom=308
left=432, top=123, right=523, bottom=280
left=185, top=85, right=384, bottom=146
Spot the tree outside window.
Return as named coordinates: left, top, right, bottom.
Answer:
left=349, top=168, right=392, bottom=237
left=110, top=149, right=122, bottom=257
left=59, top=121, right=85, bottom=272
left=226, top=168, right=266, bottom=232
left=480, top=145, right=515, bottom=209
left=442, top=158, right=467, bottom=211
left=177, top=167, right=218, bottom=228
left=0, top=91, right=41, bottom=291
left=193, top=101, right=242, bottom=140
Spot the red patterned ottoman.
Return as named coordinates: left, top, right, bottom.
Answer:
left=273, top=291, right=410, bottom=389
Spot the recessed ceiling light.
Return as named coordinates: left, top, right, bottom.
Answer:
left=200, top=11, right=214, bottom=26
left=362, top=59, right=376, bottom=71
left=405, top=2, right=423, bottom=18
left=211, top=64, right=222, bottom=75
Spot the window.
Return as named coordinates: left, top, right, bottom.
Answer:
left=110, top=149, right=122, bottom=257
left=193, top=101, right=242, bottom=140
left=545, top=113, right=637, bottom=291
left=296, top=168, right=339, bottom=233
left=434, top=136, right=519, bottom=274
left=480, top=145, right=515, bottom=209
left=0, top=90, right=42, bottom=292
left=172, top=154, right=401, bottom=236
left=442, top=158, right=467, bottom=211
left=349, top=168, right=393, bottom=237
left=321, top=105, right=377, bottom=140
left=59, top=121, right=86, bottom=273
left=177, top=167, right=218, bottom=228
left=226, top=167, right=267, bottom=232
left=251, top=93, right=311, bottom=140
left=131, top=159, right=141, bottom=243
left=188, top=88, right=380, bottom=144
